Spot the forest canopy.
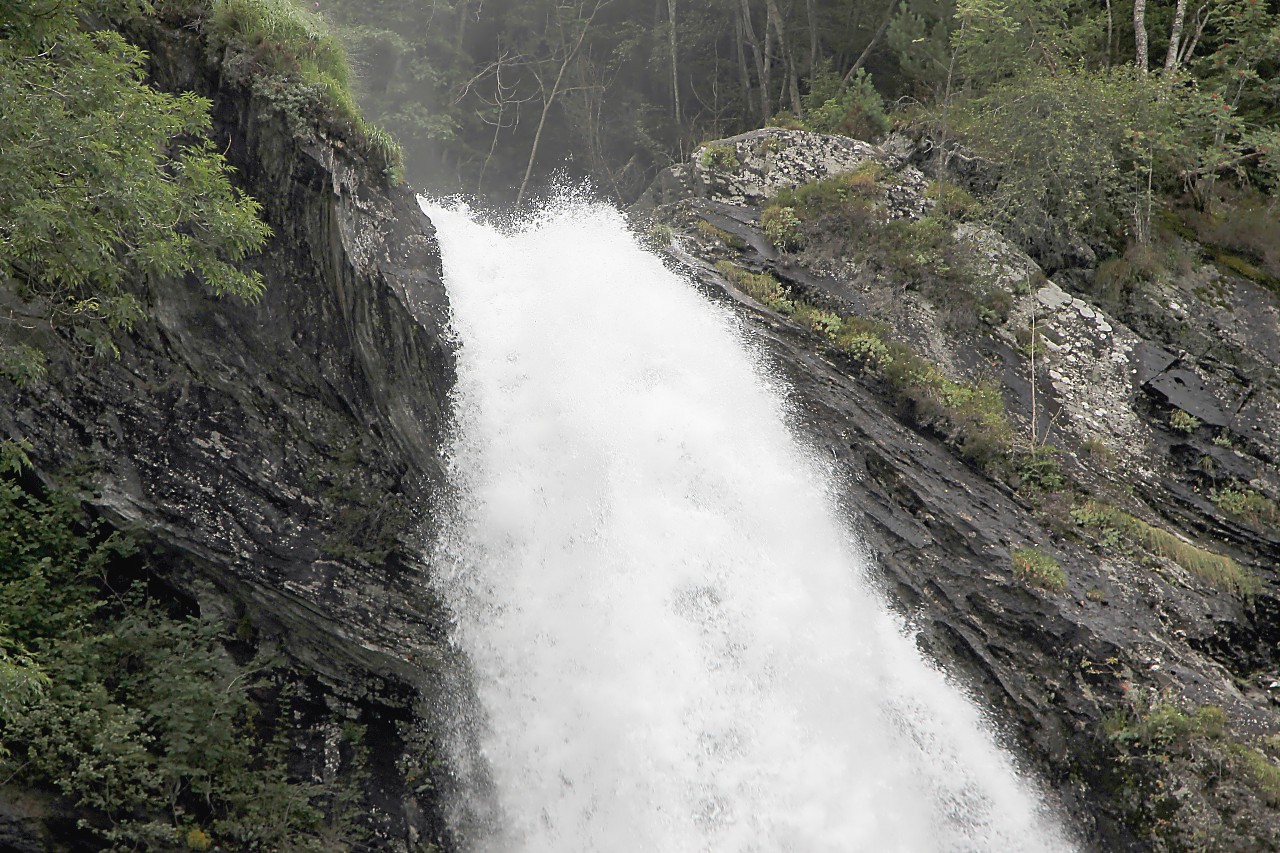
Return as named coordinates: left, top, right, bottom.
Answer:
left=0, top=0, right=270, bottom=356
left=315, top=0, right=1279, bottom=221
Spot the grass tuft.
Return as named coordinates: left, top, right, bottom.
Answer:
left=1011, top=547, right=1067, bottom=592
left=1072, top=501, right=1256, bottom=595
left=208, top=0, right=404, bottom=184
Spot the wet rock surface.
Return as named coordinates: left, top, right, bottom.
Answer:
left=0, top=21, right=459, bottom=853
left=638, top=129, right=1280, bottom=851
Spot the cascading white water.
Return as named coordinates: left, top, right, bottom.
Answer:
left=423, top=193, right=1075, bottom=853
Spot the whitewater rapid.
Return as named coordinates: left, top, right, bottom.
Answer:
left=422, top=194, right=1074, bottom=853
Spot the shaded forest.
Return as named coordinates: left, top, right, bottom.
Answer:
left=325, top=0, right=1279, bottom=224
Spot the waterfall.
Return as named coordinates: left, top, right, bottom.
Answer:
left=422, top=194, right=1075, bottom=853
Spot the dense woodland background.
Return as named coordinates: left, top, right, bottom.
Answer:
left=326, top=0, right=1280, bottom=222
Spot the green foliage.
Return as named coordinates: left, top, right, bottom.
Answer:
left=643, top=221, right=674, bottom=248
left=1210, top=486, right=1280, bottom=532
left=0, top=439, right=32, bottom=475
left=769, top=165, right=884, bottom=217
left=760, top=205, right=803, bottom=251
left=798, top=63, right=889, bottom=141
left=212, top=0, right=351, bottom=89
left=1105, top=699, right=1280, bottom=845
left=212, top=0, right=350, bottom=86
left=0, top=0, right=270, bottom=352
left=1175, top=194, right=1280, bottom=292
left=1106, top=703, right=1228, bottom=748
left=1071, top=500, right=1256, bottom=596
left=1010, top=445, right=1065, bottom=493
left=699, top=143, right=740, bottom=172
left=949, top=67, right=1180, bottom=248
left=952, top=0, right=1071, bottom=87
left=926, top=180, right=981, bottom=222
left=833, top=325, right=894, bottom=371
left=1091, top=238, right=1191, bottom=310
left=1229, top=742, right=1280, bottom=806
left=1169, top=408, right=1201, bottom=435
left=0, top=475, right=359, bottom=849
left=0, top=479, right=116, bottom=651
left=1011, top=547, right=1067, bottom=592
left=695, top=218, right=747, bottom=250
left=208, top=0, right=404, bottom=184
left=716, top=255, right=1020, bottom=472
left=715, top=260, right=794, bottom=313
left=0, top=343, right=46, bottom=387
left=764, top=168, right=988, bottom=321
left=792, top=304, right=844, bottom=338
left=887, top=0, right=954, bottom=94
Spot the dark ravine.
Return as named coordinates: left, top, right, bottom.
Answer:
left=636, top=128, right=1280, bottom=851
left=0, top=17, right=460, bottom=852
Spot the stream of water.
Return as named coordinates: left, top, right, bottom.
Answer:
left=422, top=194, right=1074, bottom=853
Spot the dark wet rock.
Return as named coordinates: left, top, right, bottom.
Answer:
left=0, top=19, right=459, bottom=853
left=639, top=129, right=1280, bottom=851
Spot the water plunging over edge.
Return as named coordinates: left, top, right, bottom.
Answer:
left=422, top=193, right=1077, bottom=853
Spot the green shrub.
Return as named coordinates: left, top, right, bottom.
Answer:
left=0, top=1, right=272, bottom=359
left=1229, top=743, right=1280, bottom=806
left=926, top=180, right=981, bottom=221
left=765, top=169, right=982, bottom=328
left=212, top=0, right=352, bottom=88
left=643, top=221, right=673, bottom=247
left=1106, top=703, right=1228, bottom=747
left=836, top=331, right=893, bottom=370
left=1010, top=445, right=1065, bottom=492
left=769, top=166, right=883, bottom=217
left=714, top=261, right=794, bottom=313
left=715, top=257, right=1017, bottom=472
left=792, top=304, right=844, bottom=339
left=1011, top=547, right=1067, bottom=592
left=1183, top=194, right=1280, bottom=289
left=1105, top=700, right=1280, bottom=839
left=1211, top=486, right=1280, bottom=531
left=699, top=143, right=739, bottom=172
left=0, top=474, right=361, bottom=848
left=1169, top=408, right=1200, bottom=435
left=799, top=63, right=889, bottom=141
left=761, top=205, right=803, bottom=251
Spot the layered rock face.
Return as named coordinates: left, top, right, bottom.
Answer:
left=637, top=127, right=1280, bottom=851
left=0, top=21, right=459, bottom=852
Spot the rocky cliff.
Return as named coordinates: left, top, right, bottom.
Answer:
left=0, top=17, right=459, bottom=852
left=637, top=127, right=1280, bottom=851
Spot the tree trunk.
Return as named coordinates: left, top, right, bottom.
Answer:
left=667, top=0, right=681, bottom=129
left=738, top=0, right=769, bottom=119
left=734, top=11, right=753, bottom=121
left=764, top=0, right=801, bottom=114
left=1134, top=0, right=1148, bottom=73
left=1178, top=3, right=1210, bottom=67
left=456, top=0, right=469, bottom=48
left=841, top=0, right=897, bottom=89
left=517, top=1, right=602, bottom=206
left=1163, top=0, right=1188, bottom=76
left=805, top=0, right=817, bottom=74
left=1104, top=0, right=1113, bottom=67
